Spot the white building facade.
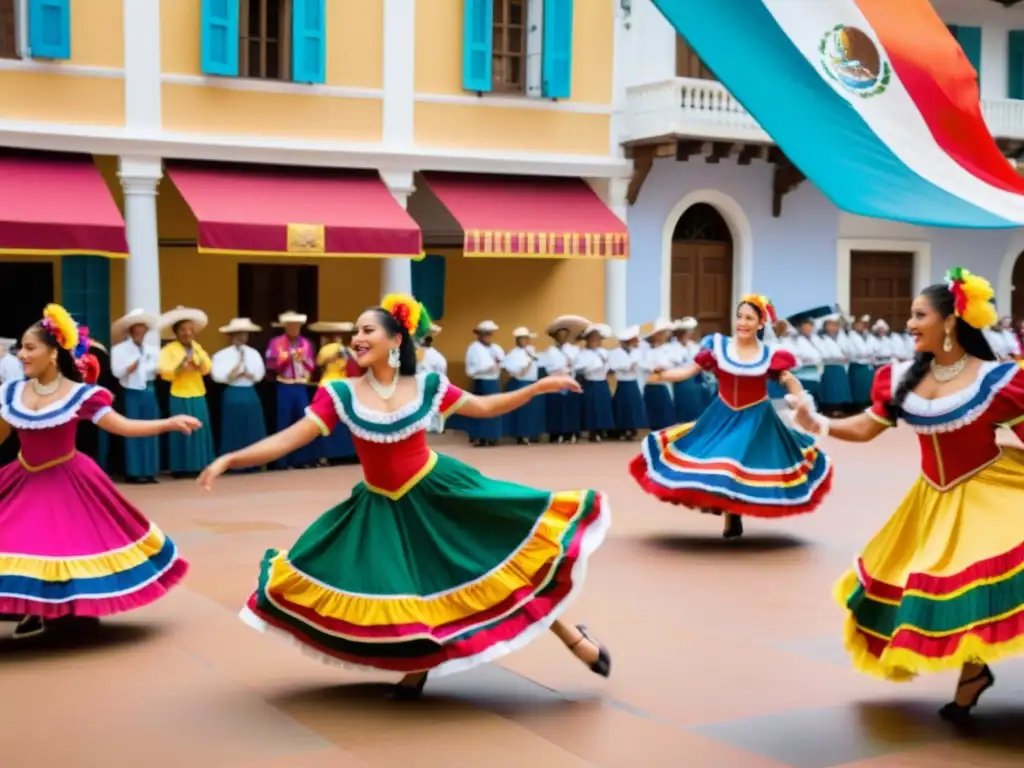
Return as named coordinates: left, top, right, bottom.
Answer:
left=620, top=0, right=1024, bottom=329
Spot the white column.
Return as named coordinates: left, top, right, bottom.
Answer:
left=123, top=0, right=162, bottom=129
left=118, top=156, right=163, bottom=338
left=382, top=0, right=415, bottom=149
left=587, top=177, right=629, bottom=331
left=379, top=170, right=415, bottom=296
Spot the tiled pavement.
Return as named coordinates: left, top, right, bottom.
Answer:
left=1, top=429, right=1021, bottom=767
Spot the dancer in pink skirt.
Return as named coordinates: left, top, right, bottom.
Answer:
left=0, top=305, right=198, bottom=640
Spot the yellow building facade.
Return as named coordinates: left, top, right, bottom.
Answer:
left=0, top=0, right=630, bottom=386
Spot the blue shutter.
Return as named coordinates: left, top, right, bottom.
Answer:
left=28, top=0, right=71, bottom=60
left=200, top=0, right=239, bottom=77
left=61, top=256, right=111, bottom=348
left=462, top=0, right=493, bottom=92
left=1010, top=31, right=1024, bottom=100
left=542, top=0, right=574, bottom=99
left=947, top=25, right=982, bottom=77
left=292, top=0, right=326, bottom=84
left=411, top=255, right=446, bottom=322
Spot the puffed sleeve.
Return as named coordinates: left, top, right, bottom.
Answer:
left=78, top=386, right=115, bottom=424
left=435, top=373, right=470, bottom=417
left=304, top=385, right=340, bottom=436
left=866, top=365, right=895, bottom=427
left=991, top=365, right=1024, bottom=440
left=691, top=334, right=717, bottom=371
left=769, top=348, right=797, bottom=372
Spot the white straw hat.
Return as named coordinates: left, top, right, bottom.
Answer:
left=581, top=323, right=611, bottom=339
left=643, top=318, right=673, bottom=338
left=512, top=326, right=537, bottom=338
left=474, top=320, right=499, bottom=333
left=616, top=325, right=640, bottom=342
left=546, top=314, right=590, bottom=339
left=158, top=306, right=208, bottom=338
left=112, top=308, right=159, bottom=342
left=218, top=317, right=262, bottom=334
left=273, top=311, right=308, bottom=327
left=307, top=321, right=354, bottom=334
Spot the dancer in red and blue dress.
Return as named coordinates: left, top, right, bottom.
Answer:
left=630, top=295, right=833, bottom=539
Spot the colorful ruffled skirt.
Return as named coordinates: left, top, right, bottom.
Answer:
left=834, top=447, right=1024, bottom=681
left=240, top=452, right=610, bottom=675
left=0, top=452, right=188, bottom=619
left=630, top=397, right=832, bottom=517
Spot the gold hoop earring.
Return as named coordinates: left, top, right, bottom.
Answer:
left=943, top=331, right=954, bottom=353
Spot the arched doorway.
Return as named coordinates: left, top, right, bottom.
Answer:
left=670, top=203, right=734, bottom=335
left=1013, top=251, right=1024, bottom=322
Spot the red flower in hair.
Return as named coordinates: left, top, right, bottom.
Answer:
left=949, top=281, right=968, bottom=317
left=392, top=302, right=411, bottom=332
left=77, top=353, right=101, bottom=384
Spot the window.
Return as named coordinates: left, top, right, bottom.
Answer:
left=492, top=0, right=527, bottom=93
left=201, top=0, right=325, bottom=84
left=0, top=0, right=18, bottom=60
left=240, top=0, right=290, bottom=80
left=463, top=0, right=573, bottom=99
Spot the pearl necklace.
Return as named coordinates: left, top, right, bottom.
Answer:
left=930, top=355, right=967, bottom=383
left=32, top=374, right=64, bottom=396
left=366, top=368, right=399, bottom=400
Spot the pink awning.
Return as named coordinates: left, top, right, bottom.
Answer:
left=421, top=172, right=628, bottom=258
left=0, top=155, right=128, bottom=257
left=167, top=165, right=422, bottom=258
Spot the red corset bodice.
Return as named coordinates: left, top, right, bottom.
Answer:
left=915, top=422, right=1003, bottom=490
left=353, top=432, right=433, bottom=495
left=715, top=370, right=769, bottom=409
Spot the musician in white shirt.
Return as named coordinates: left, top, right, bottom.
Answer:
left=608, top=325, right=647, bottom=440
left=540, top=315, right=589, bottom=444
left=870, top=319, right=896, bottom=366
left=574, top=323, right=614, bottom=442
left=464, top=320, right=505, bottom=447
left=640, top=319, right=677, bottom=430
left=812, top=313, right=852, bottom=415
left=110, top=310, right=162, bottom=483
left=416, top=323, right=447, bottom=434
left=502, top=326, right=544, bottom=445
left=0, top=336, right=23, bottom=384
left=211, top=318, right=268, bottom=462
left=789, top=315, right=824, bottom=401
left=845, top=315, right=875, bottom=408
left=670, top=317, right=706, bottom=422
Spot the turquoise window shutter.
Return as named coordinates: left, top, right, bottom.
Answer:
left=1010, top=31, right=1024, bottom=99
left=542, top=0, right=574, bottom=98
left=411, top=255, right=446, bottom=322
left=462, top=0, right=493, bottom=92
left=292, top=0, right=327, bottom=84
left=201, top=0, right=239, bottom=76
left=61, top=256, right=111, bottom=348
left=947, top=25, right=982, bottom=77
left=28, top=0, right=71, bottom=60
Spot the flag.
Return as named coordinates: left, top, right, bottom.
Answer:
left=652, top=0, right=1024, bottom=228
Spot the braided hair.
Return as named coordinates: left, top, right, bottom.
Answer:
left=887, top=283, right=995, bottom=422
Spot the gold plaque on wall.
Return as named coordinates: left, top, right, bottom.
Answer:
left=286, top=223, right=326, bottom=254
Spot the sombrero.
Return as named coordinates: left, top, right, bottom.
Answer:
left=111, top=308, right=158, bottom=342
left=218, top=317, right=262, bottom=334
left=546, top=314, right=590, bottom=339
left=272, top=311, right=308, bottom=327
left=308, top=321, right=355, bottom=334
left=158, top=306, right=208, bottom=338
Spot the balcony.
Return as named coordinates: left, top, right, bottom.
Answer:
left=623, top=78, right=1024, bottom=151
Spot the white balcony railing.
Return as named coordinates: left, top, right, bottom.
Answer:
left=625, top=78, right=1024, bottom=146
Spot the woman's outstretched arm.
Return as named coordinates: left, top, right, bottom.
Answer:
left=456, top=376, right=580, bottom=419
left=219, top=418, right=322, bottom=470
left=653, top=364, right=702, bottom=384
left=790, top=397, right=889, bottom=443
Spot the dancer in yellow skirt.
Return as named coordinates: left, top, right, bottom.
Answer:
left=791, top=267, right=1024, bottom=725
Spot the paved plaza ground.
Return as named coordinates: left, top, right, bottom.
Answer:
left=1, top=428, right=1022, bottom=767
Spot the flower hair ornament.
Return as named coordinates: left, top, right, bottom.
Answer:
left=73, top=325, right=101, bottom=384
left=945, top=267, right=997, bottom=330
left=380, top=293, right=433, bottom=342
left=40, top=303, right=80, bottom=352
left=739, top=294, right=778, bottom=327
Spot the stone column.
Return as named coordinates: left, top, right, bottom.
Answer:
left=588, top=178, right=630, bottom=331
left=379, top=170, right=415, bottom=296
left=118, top=156, right=163, bottom=338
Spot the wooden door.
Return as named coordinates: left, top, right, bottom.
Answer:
left=675, top=34, right=715, bottom=80
left=671, top=243, right=733, bottom=336
left=237, top=263, right=319, bottom=356
left=1012, top=252, right=1024, bottom=323
left=849, top=251, right=914, bottom=329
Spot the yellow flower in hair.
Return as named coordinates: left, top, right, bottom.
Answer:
left=958, top=272, right=997, bottom=330
left=381, top=293, right=422, bottom=334
left=41, top=303, right=79, bottom=351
